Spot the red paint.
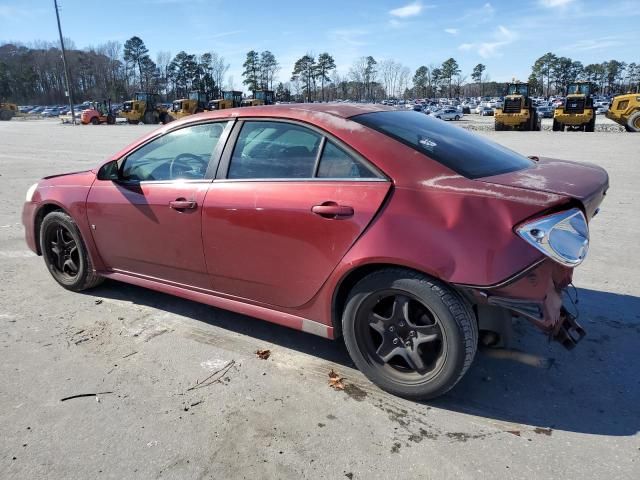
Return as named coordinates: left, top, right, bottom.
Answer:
left=23, top=104, right=609, bottom=340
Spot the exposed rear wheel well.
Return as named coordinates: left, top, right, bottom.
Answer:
left=34, top=204, right=65, bottom=255
left=332, top=263, right=440, bottom=338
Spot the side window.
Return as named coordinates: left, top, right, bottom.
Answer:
left=121, top=122, right=228, bottom=181
left=228, top=121, right=321, bottom=179
left=317, top=141, right=378, bottom=179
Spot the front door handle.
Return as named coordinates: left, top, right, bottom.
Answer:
left=169, top=199, right=197, bottom=211
left=311, top=203, right=354, bottom=218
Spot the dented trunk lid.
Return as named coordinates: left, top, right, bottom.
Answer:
left=478, top=157, right=609, bottom=219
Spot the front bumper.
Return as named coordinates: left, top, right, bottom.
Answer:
left=462, top=259, right=585, bottom=349
left=22, top=201, right=38, bottom=254
left=495, top=111, right=530, bottom=126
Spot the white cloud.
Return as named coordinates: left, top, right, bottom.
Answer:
left=327, top=28, right=369, bottom=47
left=538, top=0, right=575, bottom=7
left=459, top=25, right=516, bottom=58
left=562, top=36, right=624, bottom=51
left=389, top=1, right=424, bottom=18
left=444, top=28, right=458, bottom=35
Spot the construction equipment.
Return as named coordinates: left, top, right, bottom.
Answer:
left=494, top=83, right=540, bottom=131
left=0, top=102, right=18, bottom=121
left=80, top=99, right=116, bottom=125
left=241, top=89, right=276, bottom=107
left=207, top=91, right=243, bottom=110
left=121, top=92, right=170, bottom=125
left=553, top=82, right=595, bottom=132
left=606, top=93, right=640, bottom=132
left=168, top=91, right=209, bottom=121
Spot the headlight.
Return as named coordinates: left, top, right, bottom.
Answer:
left=517, top=208, right=589, bottom=267
left=25, top=183, right=39, bottom=202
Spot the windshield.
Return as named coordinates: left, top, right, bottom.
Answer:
left=507, top=84, right=529, bottom=96
left=567, top=83, right=590, bottom=95
left=351, top=111, right=533, bottom=179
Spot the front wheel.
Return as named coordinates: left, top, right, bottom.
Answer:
left=40, top=211, right=103, bottom=291
left=626, top=111, right=640, bottom=132
left=342, top=269, right=478, bottom=400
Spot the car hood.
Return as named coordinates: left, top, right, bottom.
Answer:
left=40, top=170, right=95, bottom=187
left=479, top=157, right=608, bottom=219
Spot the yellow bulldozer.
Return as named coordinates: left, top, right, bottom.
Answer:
left=606, top=93, right=640, bottom=132
left=168, top=91, right=209, bottom=121
left=0, top=102, right=18, bottom=121
left=207, top=90, right=243, bottom=111
left=121, top=92, right=170, bottom=125
left=494, top=82, right=540, bottom=131
left=553, top=81, right=595, bottom=132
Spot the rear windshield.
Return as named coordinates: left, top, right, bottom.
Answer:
left=351, top=111, right=533, bottom=179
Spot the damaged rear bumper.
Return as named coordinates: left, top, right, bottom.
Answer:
left=459, top=259, right=586, bottom=349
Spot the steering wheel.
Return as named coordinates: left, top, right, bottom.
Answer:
left=169, top=153, right=207, bottom=179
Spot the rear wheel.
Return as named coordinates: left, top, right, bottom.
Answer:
left=342, top=269, right=478, bottom=400
left=626, top=111, right=640, bottom=132
left=90, top=116, right=99, bottom=125
left=143, top=111, right=157, bottom=124
left=106, top=115, right=115, bottom=125
left=0, top=109, right=13, bottom=120
left=552, top=119, right=560, bottom=131
left=40, top=211, right=103, bottom=291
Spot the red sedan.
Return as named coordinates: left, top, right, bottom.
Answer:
left=22, top=104, right=608, bottom=399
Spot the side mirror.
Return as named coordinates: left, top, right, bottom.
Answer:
left=97, top=160, right=120, bottom=181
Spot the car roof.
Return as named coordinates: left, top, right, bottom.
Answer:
left=210, top=103, right=391, bottom=120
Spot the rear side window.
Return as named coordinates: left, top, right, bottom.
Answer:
left=352, top=111, right=533, bottom=179
left=317, top=141, right=378, bottom=179
left=228, top=121, right=321, bottom=179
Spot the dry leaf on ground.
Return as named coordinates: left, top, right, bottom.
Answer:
left=328, top=369, right=345, bottom=390
left=256, top=349, right=271, bottom=360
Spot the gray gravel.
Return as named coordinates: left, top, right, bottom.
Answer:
left=1, top=119, right=639, bottom=480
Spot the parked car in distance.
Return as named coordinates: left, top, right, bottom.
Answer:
left=474, top=104, right=484, bottom=114
left=22, top=105, right=608, bottom=400
left=481, top=106, right=494, bottom=116
left=41, top=107, right=60, bottom=117
left=537, top=106, right=554, bottom=118
left=596, top=105, right=608, bottom=115
left=433, top=108, right=461, bottom=121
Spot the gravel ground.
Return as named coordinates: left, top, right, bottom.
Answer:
left=1, top=119, right=639, bottom=480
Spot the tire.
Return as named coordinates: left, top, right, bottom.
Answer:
left=495, top=122, right=503, bottom=131
left=127, top=119, right=139, bottom=125
left=342, top=268, right=478, bottom=400
left=626, top=111, right=640, bottom=132
left=40, top=211, right=103, bottom=292
left=552, top=119, right=560, bottom=131
left=90, top=116, right=99, bottom=125
left=106, top=115, right=115, bottom=125
left=454, top=115, right=460, bottom=121
left=0, top=109, right=12, bottom=121
left=143, top=111, right=157, bottom=124
left=533, top=112, right=541, bottom=131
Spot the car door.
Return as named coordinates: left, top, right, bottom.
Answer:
left=86, top=120, right=232, bottom=289
left=201, top=119, right=391, bottom=308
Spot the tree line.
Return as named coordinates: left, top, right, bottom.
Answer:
left=528, top=52, right=638, bottom=96
left=1, top=35, right=638, bottom=105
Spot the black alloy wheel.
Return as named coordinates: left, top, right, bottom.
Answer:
left=40, top=211, right=103, bottom=291
left=342, top=269, right=477, bottom=399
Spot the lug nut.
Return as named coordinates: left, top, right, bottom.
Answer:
left=399, top=321, right=405, bottom=327
left=389, top=326, right=395, bottom=332
left=410, top=331, right=416, bottom=337
left=393, top=338, right=399, bottom=345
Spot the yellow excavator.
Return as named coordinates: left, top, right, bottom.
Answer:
left=121, top=92, right=170, bottom=124
left=494, top=82, right=540, bottom=131
left=0, top=102, right=18, bottom=121
left=167, top=91, right=209, bottom=121
left=606, top=93, right=640, bottom=132
left=207, top=91, right=243, bottom=110
left=553, top=81, right=595, bottom=132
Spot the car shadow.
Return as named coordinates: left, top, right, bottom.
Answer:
left=85, top=282, right=639, bottom=437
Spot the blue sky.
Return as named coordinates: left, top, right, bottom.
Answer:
left=1, top=0, right=638, bottom=91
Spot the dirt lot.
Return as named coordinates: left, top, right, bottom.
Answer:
left=1, top=119, right=639, bottom=480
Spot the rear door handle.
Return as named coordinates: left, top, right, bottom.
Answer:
left=311, top=203, right=354, bottom=218
left=169, top=199, right=197, bottom=210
